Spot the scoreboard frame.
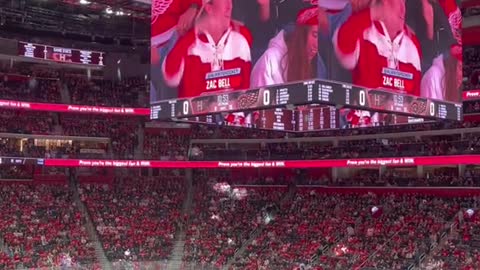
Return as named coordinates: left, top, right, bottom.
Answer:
left=18, top=41, right=106, bottom=66
left=150, top=79, right=463, bottom=122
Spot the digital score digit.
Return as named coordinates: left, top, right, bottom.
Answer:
left=358, top=90, right=366, bottom=107
left=263, top=90, right=271, bottom=106
left=182, top=101, right=189, bottom=116
left=429, top=102, right=435, bottom=117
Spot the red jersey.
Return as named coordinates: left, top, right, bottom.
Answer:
left=333, top=9, right=422, bottom=96
left=162, top=25, right=252, bottom=98
left=151, top=0, right=202, bottom=47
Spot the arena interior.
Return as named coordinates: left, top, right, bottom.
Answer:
left=0, top=0, right=480, bottom=269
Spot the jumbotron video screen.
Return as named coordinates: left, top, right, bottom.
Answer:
left=150, top=0, right=463, bottom=130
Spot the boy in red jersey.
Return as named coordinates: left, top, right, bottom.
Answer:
left=333, top=0, right=422, bottom=96
left=162, top=0, right=253, bottom=98
left=150, top=0, right=202, bottom=101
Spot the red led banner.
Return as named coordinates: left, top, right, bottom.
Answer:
left=0, top=99, right=150, bottom=116
left=463, top=90, right=480, bottom=101
left=43, top=155, right=480, bottom=168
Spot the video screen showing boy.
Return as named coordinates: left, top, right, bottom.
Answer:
left=327, top=0, right=461, bottom=129
left=326, top=0, right=461, bottom=102
left=161, top=0, right=253, bottom=98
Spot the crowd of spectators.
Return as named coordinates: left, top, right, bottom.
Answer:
left=0, top=138, right=25, bottom=157
left=0, top=64, right=62, bottom=103
left=0, top=165, right=33, bottom=180
left=193, top=168, right=480, bottom=189
left=190, top=125, right=288, bottom=140
left=183, top=177, right=285, bottom=268
left=79, top=175, right=184, bottom=265
left=60, top=115, right=140, bottom=159
left=0, top=64, right=147, bottom=107
left=0, top=74, right=61, bottom=103
left=161, top=171, right=478, bottom=270
left=0, top=183, right=96, bottom=269
left=0, top=137, right=108, bottom=159
left=0, top=110, right=55, bottom=135
left=0, top=111, right=139, bottom=159
left=463, top=46, right=480, bottom=91
left=179, top=169, right=480, bottom=270
left=66, top=76, right=146, bottom=107
left=2, top=117, right=480, bottom=161
left=0, top=169, right=479, bottom=270
left=328, top=170, right=480, bottom=188
left=0, top=65, right=61, bottom=79
left=230, top=191, right=477, bottom=270
left=231, top=190, right=359, bottom=270
left=463, top=6, right=480, bottom=17
left=190, top=121, right=479, bottom=140
left=421, top=207, right=480, bottom=270
left=192, top=132, right=480, bottom=161
left=143, top=129, right=191, bottom=160
left=464, top=100, right=480, bottom=114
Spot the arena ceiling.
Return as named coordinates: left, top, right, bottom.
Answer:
left=0, top=0, right=150, bottom=47
left=59, top=0, right=150, bottom=19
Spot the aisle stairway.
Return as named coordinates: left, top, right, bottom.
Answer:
left=413, top=212, right=461, bottom=270
left=134, top=123, right=145, bottom=159
left=224, top=184, right=297, bottom=269
left=69, top=176, right=112, bottom=270
left=60, top=81, right=71, bottom=104
left=167, top=170, right=194, bottom=270
left=167, top=233, right=187, bottom=270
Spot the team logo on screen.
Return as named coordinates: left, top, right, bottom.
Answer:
left=238, top=91, right=260, bottom=109
left=152, top=0, right=173, bottom=24
left=449, top=9, right=462, bottom=45
left=409, top=100, right=427, bottom=115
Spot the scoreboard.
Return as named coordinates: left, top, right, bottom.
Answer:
left=18, top=42, right=105, bottom=66
left=297, top=106, right=337, bottom=131
left=180, top=106, right=336, bottom=132
left=151, top=79, right=463, bottom=122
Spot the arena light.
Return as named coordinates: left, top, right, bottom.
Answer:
left=105, top=7, right=113, bottom=14
left=79, top=0, right=91, bottom=4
